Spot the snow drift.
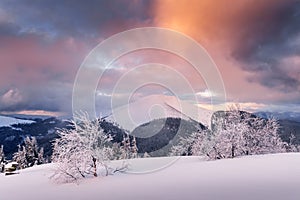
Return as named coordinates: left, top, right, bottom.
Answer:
left=1, top=153, right=300, bottom=200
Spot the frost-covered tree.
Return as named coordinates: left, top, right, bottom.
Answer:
left=244, top=117, right=287, bottom=155
left=130, top=137, right=138, bottom=158
left=204, top=108, right=252, bottom=159
left=51, top=113, right=128, bottom=183
left=13, top=145, right=27, bottom=169
left=169, top=131, right=204, bottom=156
left=173, top=106, right=292, bottom=160
left=24, top=136, right=38, bottom=166
left=120, top=136, right=139, bottom=159
left=121, top=134, right=131, bottom=159
left=285, top=134, right=299, bottom=152
left=119, top=133, right=139, bottom=159
left=108, top=143, right=126, bottom=160
left=52, top=127, right=93, bottom=181
left=13, top=136, right=45, bottom=169
left=142, top=152, right=151, bottom=158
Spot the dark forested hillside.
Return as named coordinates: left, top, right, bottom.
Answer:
left=1, top=113, right=299, bottom=160
left=131, top=117, right=206, bottom=156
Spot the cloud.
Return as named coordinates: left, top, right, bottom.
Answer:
left=0, top=0, right=156, bottom=114
left=196, top=89, right=217, bottom=98
left=0, top=0, right=154, bottom=39
left=0, top=82, right=72, bottom=114
left=231, top=2, right=300, bottom=92
left=0, top=0, right=299, bottom=115
left=153, top=0, right=300, bottom=105
left=1, top=88, right=22, bottom=106
left=196, top=101, right=300, bottom=114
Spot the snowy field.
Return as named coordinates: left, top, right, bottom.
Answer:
left=1, top=153, right=300, bottom=200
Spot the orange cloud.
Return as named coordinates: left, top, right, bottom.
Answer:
left=151, top=0, right=299, bottom=108
left=153, top=0, right=287, bottom=44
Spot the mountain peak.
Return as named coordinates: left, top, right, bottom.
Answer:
left=108, top=94, right=212, bottom=131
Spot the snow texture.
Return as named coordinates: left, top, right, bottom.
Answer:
left=1, top=153, right=300, bottom=200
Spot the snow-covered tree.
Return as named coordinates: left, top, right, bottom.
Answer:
left=51, top=113, right=128, bottom=183
left=37, top=147, right=45, bottom=165
left=245, top=117, right=286, bottom=155
left=204, top=108, right=251, bottom=159
left=52, top=127, right=93, bottom=182
left=169, top=131, right=204, bottom=156
left=121, top=134, right=131, bottom=159
left=107, top=143, right=126, bottom=160
left=13, top=136, right=45, bottom=169
left=174, top=106, right=293, bottom=160
left=13, top=145, right=27, bottom=169
left=24, top=136, right=38, bottom=166
left=142, top=152, right=151, bottom=158
left=130, top=136, right=138, bottom=158
left=285, top=134, right=299, bottom=152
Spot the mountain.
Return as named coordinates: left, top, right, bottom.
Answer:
left=0, top=117, right=69, bottom=159
left=278, top=119, right=300, bottom=144
left=0, top=116, right=128, bottom=160
left=107, top=94, right=212, bottom=131
left=131, top=117, right=206, bottom=156
left=255, top=111, right=300, bottom=122
left=1, top=109, right=299, bottom=161
left=0, top=115, right=206, bottom=159
left=2, top=114, right=54, bottom=120
left=0, top=115, right=35, bottom=127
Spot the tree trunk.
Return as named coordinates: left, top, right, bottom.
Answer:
left=231, top=145, right=235, bottom=158
left=92, top=156, right=97, bottom=177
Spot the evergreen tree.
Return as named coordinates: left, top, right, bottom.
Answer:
left=13, top=145, right=27, bottom=169
left=121, top=134, right=131, bottom=159
left=13, top=136, right=45, bottom=169
left=37, top=147, right=45, bottom=165
left=131, top=137, right=138, bottom=158
left=24, top=136, right=39, bottom=167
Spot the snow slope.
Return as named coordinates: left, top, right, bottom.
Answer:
left=1, top=153, right=300, bottom=200
left=108, top=94, right=213, bottom=131
left=0, top=115, right=35, bottom=127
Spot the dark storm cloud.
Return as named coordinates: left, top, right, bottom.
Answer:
left=0, top=0, right=155, bottom=114
left=231, top=1, right=300, bottom=92
left=0, top=22, right=19, bottom=36
left=0, top=0, right=153, bottom=39
left=0, top=83, right=72, bottom=113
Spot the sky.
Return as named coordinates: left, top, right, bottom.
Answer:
left=0, top=0, right=299, bottom=117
